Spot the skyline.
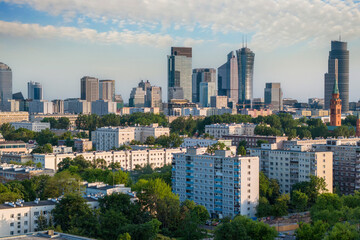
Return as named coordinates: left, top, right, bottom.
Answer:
left=0, top=0, right=360, bottom=103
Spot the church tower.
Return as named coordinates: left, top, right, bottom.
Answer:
left=330, top=76, right=342, bottom=126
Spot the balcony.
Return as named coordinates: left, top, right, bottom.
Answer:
left=214, top=207, right=222, bottom=212
left=186, top=169, right=194, bottom=173
left=215, top=195, right=223, bottom=200
left=215, top=190, right=222, bottom=194
left=186, top=164, right=194, bottom=167
left=186, top=175, right=194, bottom=178
left=214, top=178, right=223, bottom=182
left=215, top=184, right=222, bottom=188
left=186, top=181, right=194, bottom=184
left=186, top=186, right=194, bottom=190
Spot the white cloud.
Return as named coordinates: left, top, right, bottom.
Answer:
left=2, top=0, right=360, bottom=50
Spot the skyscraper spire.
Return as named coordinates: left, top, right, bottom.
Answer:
left=333, top=74, right=339, bottom=95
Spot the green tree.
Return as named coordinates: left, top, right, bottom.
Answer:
left=291, top=190, right=308, bottom=212
left=44, top=171, right=83, bottom=198
left=292, top=175, right=328, bottom=206
left=36, top=129, right=58, bottom=145
left=256, top=140, right=269, bottom=147
left=295, top=220, right=329, bottom=240
left=118, top=233, right=132, bottom=240
left=325, top=222, right=360, bottom=240
left=272, top=194, right=290, bottom=217
left=32, top=143, right=53, bottom=154
left=145, top=136, right=156, bottom=145
left=36, top=212, right=49, bottom=231
left=237, top=146, right=246, bottom=156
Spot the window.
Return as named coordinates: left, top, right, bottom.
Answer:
left=24, top=230, right=28, bottom=233
left=10, top=214, right=14, bottom=218
left=10, top=231, right=14, bottom=235
left=10, top=223, right=14, bottom=227
left=24, top=221, right=28, bottom=226
left=34, top=212, right=39, bottom=216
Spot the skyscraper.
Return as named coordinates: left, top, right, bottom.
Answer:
left=81, top=76, right=99, bottom=102
left=99, top=80, right=115, bottom=101
left=236, top=47, right=255, bottom=105
left=27, top=81, right=43, bottom=100
left=218, top=52, right=239, bottom=103
left=146, top=86, right=162, bottom=108
left=264, top=83, right=283, bottom=111
left=324, top=40, right=349, bottom=112
left=192, top=68, right=216, bottom=103
left=0, top=62, right=12, bottom=111
left=168, top=47, right=192, bottom=102
left=199, top=82, right=216, bottom=107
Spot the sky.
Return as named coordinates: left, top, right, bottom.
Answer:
left=0, top=0, right=360, bottom=103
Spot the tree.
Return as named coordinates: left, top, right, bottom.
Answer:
left=295, top=221, right=329, bottom=240
left=256, top=197, right=273, bottom=218
left=291, top=190, right=308, bottom=212
left=272, top=194, right=290, bottom=217
left=36, top=212, right=49, bottom=231
left=52, top=194, right=98, bottom=236
left=180, top=211, right=207, bottom=240
left=120, top=219, right=161, bottom=240
left=214, top=215, right=277, bottom=240
left=145, top=136, right=156, bottom=145
left=291, top=175, right=328, bottom=206
left=118, top=233, right=131, bottom=240
left=325, top=222, right=360, bottom=240
left=256, top=140, right=269, bottom=147
left=32, top=143, right=53, bottom=154
left=36, top=129, right=58, bottom=145
left=44, top=171, right=83, bottom=198
left=237, top=146, right=246, bottom=156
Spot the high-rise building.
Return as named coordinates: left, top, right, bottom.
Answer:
left=218, top=52, right=239, bottom=103
left=52, top=99, right=64, bottom=114
left=330, top=75, right=342, bottom=126
left=236, top=47, right=255, bottom=105
left=168, top=47, right=192, bottom=102
left=99, top=80, right=115, bottom=101
left=264, top=83, right=283, bottom=111
left=81, top=76, right=99, bottom=102
left=324, top=40, right=349, bottom=112
left=129, top=87, right=146, bottom=107
left=129, top=80, right=162, bottom=108
left=146, top=86, right=162, bottom=108
left=199, top=82, right=216, bottom=107
left=192, top=68, right=216, bottom=103
left=27, top=81, right=43, bottom=100
left=0, top=62, right=12, bottom=111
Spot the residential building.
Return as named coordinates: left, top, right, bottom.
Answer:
left=30, top=113, right=78, bottom=127
left=1, top=153, right=32, bottom=164
left=181, top=138, right=232, bottom=148
left=205, top=123, right=256, bottom=138
left=81, top=76, right=99, bottom=102
left=264, top=83, right=283, bottom=111
left=223, top=135, right=287, bottom=148
left=172, top=148, right=259, bottom=218
left=0, top=141, right=27, bottom=154
left=52, top=99, right=64, bottom=114
left=52, top=146, right=72, bottom=154
left=324, top=40, right=349, bottom=112
left=250, top=144, right=333, bottom=194
left=99, top=79, right=115, bottom=101
left=0, top=62, right=12, bottom=111
left=0, top=198, right=98, bottom=237
left=0, top=112, right=29, bottom=125
left=145, top=86, right=162, bottom=108
left=314, top=139, right=360, bottom=195
left=0, top=164, right=54, bottom=183
left=192, top=68, right=216, bottom=103
left=135, top=124, right=170, bottom=143
left=11, top=122, right=50, bottom=132
left=236, top=47, right=255, bottom=105
left=85, top=182, right=132, bottom=197
left=74, top=139, right=93, bottom=152
left=33, top=148, right=185, bottom=171
left=0, top=231, right=96, bottom=239
left=28, top=100, right=54, bottom=114
left=91, top=100, right=117, bottom=116
left=283, top=137, right=360, bottom=150
left=240, top=109, right=272, bottom=118
left=27, top=81, right=43, bottom=100
left=168, top=47, right=192, bottom=102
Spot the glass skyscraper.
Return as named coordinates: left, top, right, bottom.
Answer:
left=168, top=47, right=192, bottom=102
left=99, top=79, right=115, bottom=101
left=324, top=40, right=349, bottom=112
left=0, top=62, right=12, bottom=111
left=218, top=52, right=239, bottom=103
left=192, top=68, right=216, bottom=103
left=236, top=47, right=255, bottom=105
left=27, top=81, right=43, bottom=100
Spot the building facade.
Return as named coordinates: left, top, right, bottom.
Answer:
left=205, top=123, right=256, bottom=138
left=330, top=76, right=342, bottom=126
left=324, top=40, right=349, bottom=112
left=172, top=148, right=259, bottom=218
left=223, top=135, right=287, bottom=148
left=199, top=82, right=216, bottom=107
left=218, top=52, right=239, bottom=103
left=0, top=112, right=29, bottom=125
left=168, top=47, right=192, bottom=102
left=99, top=79, right=115, bottom=101
left=80, top=76, right=99, bottom=102
left=192, top=68, right=216, bottom=103
left=27, top=82, right=43, bottom=100
left=91, top=100, right=117, bottom=116
left=264, top=82, right=283, bottom=111
left=28, top=100, right=54, bottom=114
left=0, top=63, right=12, bottom=111
left=11, top=122, right=50, bottom=132
left=236, top=47, right=255, bottom=105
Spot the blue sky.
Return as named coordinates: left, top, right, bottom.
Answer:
left=0, top=0, right=360, bottom=103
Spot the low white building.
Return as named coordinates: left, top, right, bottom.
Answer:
left=205, top=123, right=256, bottom=138
left=0, top=198, right=98, bottom=237
left=33, top=148, right=185, bottom=171
left=85, top=182, right=132, bottom=197
left=11, top=122, right=50, bottom=132
left=52, top=146, right=73, bottom=154
left=172, top=148, right=259, bottom=218
left=181, top=138, right=232, bottom=148
left=135, top=123, right=170, bottom=143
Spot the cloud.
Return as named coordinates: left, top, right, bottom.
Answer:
left=0, top=20, right=181, bottom=47
left=2, top=0, right=360, bottom=50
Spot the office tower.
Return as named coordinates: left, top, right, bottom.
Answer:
left=138, top=80, right=151, bottom=92
left=324, top=40, right=349, bottom=112
left=192, top=68, right=216, bottom=103
left=27, top=81, right=43, bottom=100
left=264, top=83, right=283, bottom=111
left=52, top=99, right=64, bottom=114
left=81, top=76, right=99, bottom=102
left=199, top=82, right=216, bottom=107
left=330, top=76, right=342, bottom=126
left=99, top=80, right=115, bottom=101
left=129, top=87, right=146, bottom=107
left=210, top=96, right=228, bottom=108
left=172, top=148, right=259, bottom=218
left=0, top=62, right=12, bottom=111
left=218, top=52, right=238, bottom=103
left=168, top=47, right=192, bottom=102
left=146, top=86, right=162, bottom=108
left=252, top=98, right=265, bottom=110
left=236, top=47, right=255, bottom=105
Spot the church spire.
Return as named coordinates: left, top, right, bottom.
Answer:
left=333, top=75, right=339, bottom=95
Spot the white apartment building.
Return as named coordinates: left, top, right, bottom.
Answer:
left=92, top=125, right=170, bottom=151
left=250, top=144, right=333, bottom=194
left=205, top=123, right=256, bottom=139
left=0, top=198, right=98, bottom=237
left=52, top=146, right=73, bottom=154
left=33, top=148, right=185, bottom=171
left=181, top=138, right=232, bottom=148
left=11, top=122, right=50, bottom=132
left=85, top=182, right=132, bottom=197
left=172, top=148, right=259, bottom=218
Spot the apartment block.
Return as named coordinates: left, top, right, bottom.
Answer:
left=223, top=135, right=287, bottom=148
left=0, top=198, right=98, bottom=237
left=314, top=139, right=360, bottom=195
left=181, top=138, right=232, bottom=148
left=0, top=164, right=54, bottom=183
left=205, top=123, right=256, bottom=138
left=0, top=141, right=27, bottom=154
left=74, top=139, right=93, bottom=152
left=0, top=112, right=29, bottom=125
left=172, top=148, right=259, bottom=218
left=134, top=124, right=170, bottom=143
left=250, top=144, right=333, bottom=194
left=1, top=153, right=32, bottom=164
left=11, top=122, right=50, bottom=132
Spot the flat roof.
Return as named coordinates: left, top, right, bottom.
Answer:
left=0, top=198, right=97, bottom=210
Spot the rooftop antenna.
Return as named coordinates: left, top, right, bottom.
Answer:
left=242, top=35, right=244, bottom=48
left=245, top=35, right=248, bottom=48
left=339, top=32, right=342, bottom=41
